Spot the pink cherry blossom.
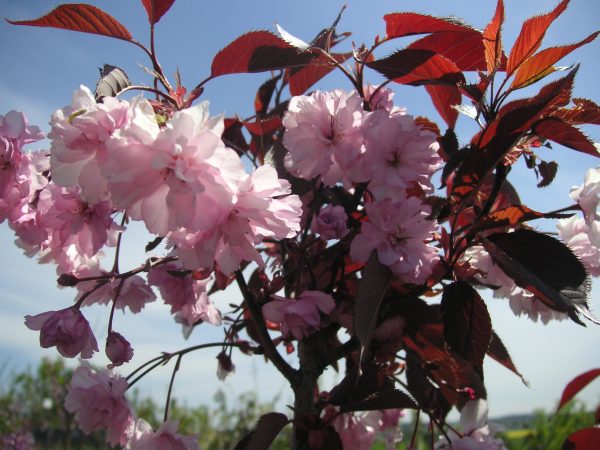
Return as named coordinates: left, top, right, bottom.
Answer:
left=570, top=166, right=600, bottom=224
left=78, top=275, right=156, bottom=313
left=350, top=196, right=439, bottom=283
left=49, top=85, right=130, bottom=204
left=106, top=331, right=134, bottom=368
left=557, top=216, right=600, bottom=277
left=25, top=307, right=98, bottom=358
left=331, top=411, right=382, bottom=450
left=311, top=204, right=349, bottom=241
left=262, top=290, right=335, bottom=340
left=147, top=262, right=222, bottom=328
left=283, top=89, right=366, bottom=186
left=127, top=420, right=200, bottom=450
left=362, top=110, right=441, bottom=199
left=102, top=99, right=243, bottom=235
left=170, top=164, right=301, bottom=275
left=64, top=364, right=133, bottom=447
left=463, top=245, right=567, bottom=324
left=435, top=400, right=507, bottom=450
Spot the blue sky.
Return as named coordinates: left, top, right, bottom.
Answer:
left=1, top=0, right=599, bottom=421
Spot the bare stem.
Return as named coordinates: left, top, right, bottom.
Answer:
left=163, top=354, right=182, bottom=422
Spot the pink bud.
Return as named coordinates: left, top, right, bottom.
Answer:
left=216, top=351, right=235, bottom=380
left=311, top=205, right=349, bottom=241
left=106, top=331, right=134, bottom=368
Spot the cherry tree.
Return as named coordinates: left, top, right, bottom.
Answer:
left=2, top=0, right=600, bottom=448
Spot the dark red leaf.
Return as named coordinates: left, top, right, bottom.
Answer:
left=289, top=52, right=351, bottom=96
left=452, top=68, right=577, bottom=200
left=366, top=49, right=465, bottom=86
left=141, top=0, right=176, bottom=25
left=512, top=31, right=599, bottom=89
left=222, top=118, right=249, bottom=153
left=211, top=31, right=314, bottom=77
left=408, top=31, right=486, bottom=71
left=254, top=76, right=280, bottom=116
left=534, top=118, right=599, bottom=157
left=563, top=428, right=600, bottom=450
left=506, top=0, right=570, bottom=76
left=537, top=160, right=559, bottom=187
left=7, top=4, right=132, bottom=41
left=340, top=389, right=418, bottom=412
left=406, top=355, right=452, bottom=419
left=556, top=98, right=600, bottom=126
left=557, top=368, right=600, bottom=412
left=487, top=331, right=527, bottom=384
left=483, top=229, right=595, bottom=325
left=480, top=204, right=570, bottom=230
left=234, top=412, right=289, bottom=450
left=483, top=0, right=505, bottom=73
left=354, top=253, right=392, bottom=363
left=596, top=405, right=600, bottom=424
left=244, top=117, right=282, bottom=137
left=425, top=85, right=460, bottom=129
left=384, top=13, right=477, bottom=39
left=441, top=281, right=492, bottom=369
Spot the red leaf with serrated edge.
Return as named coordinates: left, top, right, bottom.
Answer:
left=512, top=32, right=599, bottom=89
left=534, top=118, right=600, bottom=157
left=506, top=0, right=570, bottom=76
left=441, top=281, right=492, bottom=369
left=480, top=204, right=570, bottom=230
left=384, top=13, right=476, bottom=39
left=7, top=4, right=132, bottom=41
left=483, top=0, right=505, bottom=73
left=425, top=85, right=460, bottom=129
left=556, top=98, right=600, bottom=126
left=367, top=49, right=465, bottom=86
left=487, top=331, right=528, bottom=384
left=211, top=31, right=314, bottom=77
left=289, top=52, right=351, bottom=96
left=415, top=116, right=441, bottom=137
left=141, top=0, right=176, bottom=25
left=254, top=76, right=280, bottom=116
left=234, top=412, right=289, bottom=450
left=557, top=368, right=600, bottom=412
left=243, top=117, right=282, bottom=137
left=563, top=428, right=600, bottom=450
left=408, top=31, right=486, bottom=71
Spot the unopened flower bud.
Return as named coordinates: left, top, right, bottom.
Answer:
left=106, top=331, right=134, bottom=368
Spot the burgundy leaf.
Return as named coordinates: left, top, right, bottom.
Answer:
left=222, top=118, right=249, bottom=153
left=487, top=331, right=527, bottom=384
left=483, top=0, right=505, bottom=73
left=425, top=85, right=460, bottom=129
left=452, top=68, right=577, bottom=200
left=408, top=30, right=486, bottom=71
left=534, top=118, right=599, bottom=157
left=340, top=389, right=417, bottom=413
left=384, top=13, right=477, bottom=39
left=211, top=31, right=314, bottom=77
left=234, top=412, right=289, bottom=450
left=441, top=281, right=492, bottom=369
left=366, top=49, right=465, bottom=86
left=244, top=117, right=283, bottom=137
left=563, top=428, right=600, bottom=450
left=483, top=229, right=595, bottom=325
left=512, top=31, right=599, bottom=89
left=556, top=98, right=600, bottom=126
left=254, top=76, right=280, bottom=116
left=289, top=52, right=352, bottom=96
left=354, top=253, right=392, bottom=363
left=537, top=160, right=559, bottom=188
left=557, top=368, right=600, bottom=412
left=7, top=4, right=132, bottom=41
left=506, top=0, right=570, bottom=76
left=480, top=204, right=570, bottom=230
left=141, top=0, right=176, bottom=25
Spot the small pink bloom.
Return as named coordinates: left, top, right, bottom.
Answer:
left=78, top=275, right=156, bottom=314
left=557, top=216, right=600, bottom=277
left=128, top=420, right=200, bottom=450
left=311, top=204, right=349, bottom=241
left=25, top=307, right=98, bottom=358
left=362, top=110, right=441, bottom=199
left=350, top=196, right=439, bottom=283
left=283, top=90, right=366, bottom=186
left=332, top=411, right=381, bottom=450
left=64, top=364, right=133, bottom=447
left=106, top=331, right=134, bottom=368
left=262, top=290, right=335, bottom=340
left=570, top=166, right=600, bottom=224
